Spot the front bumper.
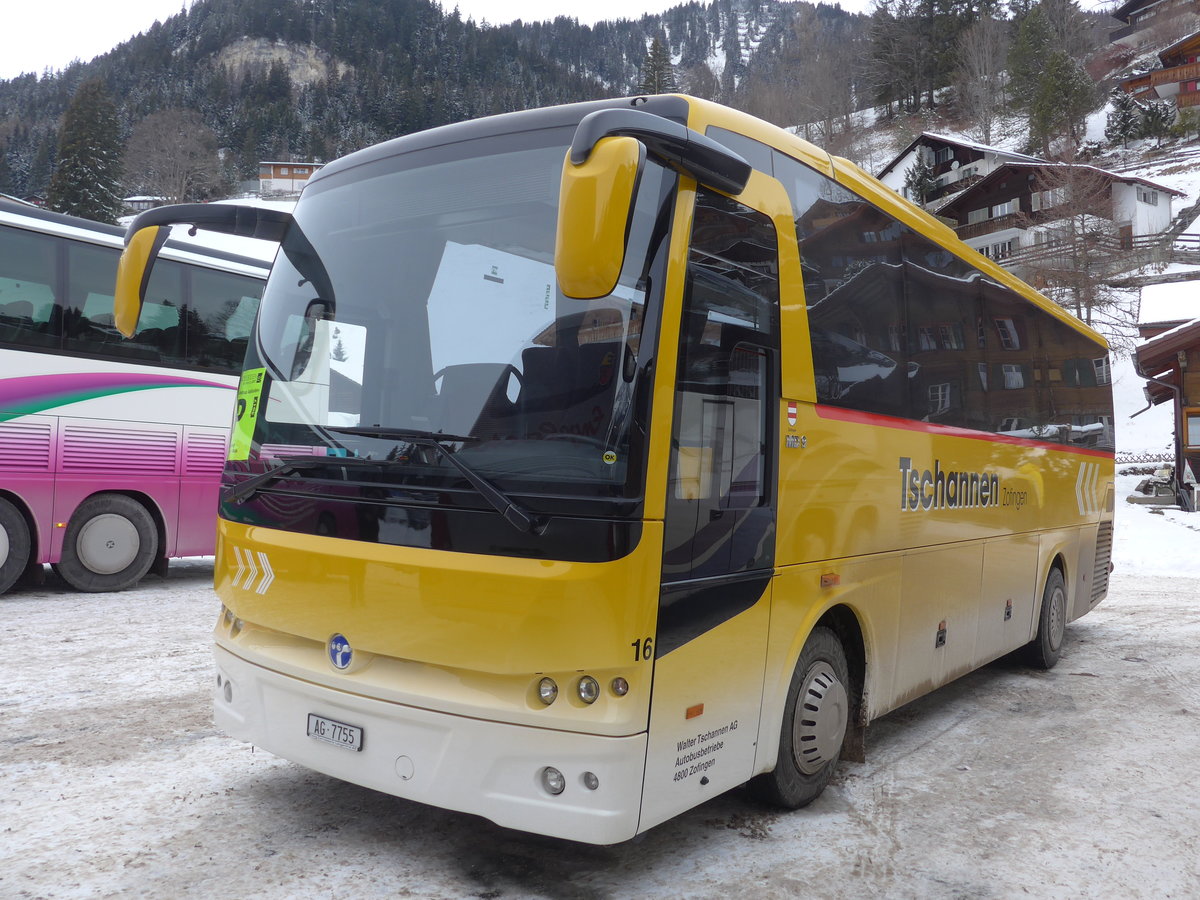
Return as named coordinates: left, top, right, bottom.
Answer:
left=213, top=645, right=649, bottom=844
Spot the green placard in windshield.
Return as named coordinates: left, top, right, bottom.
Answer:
left=229, top=368, right=266, bottom=461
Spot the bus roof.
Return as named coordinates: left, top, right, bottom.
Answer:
left=0, top=198, right=271, bottom=276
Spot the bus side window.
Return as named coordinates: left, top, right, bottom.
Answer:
left=664, top=187, right=779, bottom=583
left=771, top=151, right=911, bottom=420
left=188, top=267, right=264, bottom=373
left=0, top=224, right=60, bottom=347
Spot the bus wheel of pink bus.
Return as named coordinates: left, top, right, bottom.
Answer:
left=751, top=626, right=850, bottom=810
left=54, top=494, right=158, bottom=593
left=0, top=497, right=32, bottom=595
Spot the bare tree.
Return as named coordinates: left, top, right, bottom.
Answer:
left=868, top=0, right=937, bottom=115
left=1016, top=164, right=1135, bottom=333
left=956, top=16, right=1009, bottom=145
left=677, top=63, right=720, bottom=102
left=124, top=109, right=226, bottom=205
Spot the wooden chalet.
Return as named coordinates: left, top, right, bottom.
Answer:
left=935, top=162, right=1182, bottom=265
left=1120, top=29, right=1200, bottom=110
left=1135, top=318, right=1200, bottom=508
left=875, top=133, right=1040, bottom=205
left=258, top=161, right=323, bottom=195
left=1110, top=0, right=1200, bottom=46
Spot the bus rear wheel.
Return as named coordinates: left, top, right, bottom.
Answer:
left=751, top=626, right=850, bottom=809
left=1025, top=567, right=1067, bottom=670
left=54, top=495, right=158, bottom=593
left=0, top=497, right=32, bottom=595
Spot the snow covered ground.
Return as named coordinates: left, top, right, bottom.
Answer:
left=2, top=483, right=1198, bottom=898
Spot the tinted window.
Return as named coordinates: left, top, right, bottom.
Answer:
left=0, top=222, right=260, bottom=374
left=187, top=266, right=261, bottom=371
left=0, top=224, right=58, bottom=347
left=772, top=150, right=911, bottom=420
left=664, top=187, right=779, bottom=583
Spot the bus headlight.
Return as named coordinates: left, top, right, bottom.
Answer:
left=537, top=677, right=558, bottom=705
left=577, top=675, right=600, bottom=704
left=541, top=766, right=566, bottom=795
left=610, top=677, right=629, bottom=697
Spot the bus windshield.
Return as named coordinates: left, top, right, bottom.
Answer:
left=252, top=128, right=672, bottom=501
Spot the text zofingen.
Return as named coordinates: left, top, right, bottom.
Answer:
left=899, top=457, right=1001, bottom=512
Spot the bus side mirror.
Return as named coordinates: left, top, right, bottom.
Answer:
left=113, top=202, right=293, bottom=337
left=555, top=106, right=752, bottom=301
left=114, top=224, right=171, bottom=337
left=555, top=136, right=643, bottom=300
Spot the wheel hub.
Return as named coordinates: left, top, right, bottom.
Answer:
left=792, top=660, right=848, bottom=775
left=76, top=514, right=139, bottom=575
left=1047, top=583, right=1066, bottom=651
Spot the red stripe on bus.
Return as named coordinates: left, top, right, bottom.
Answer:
left=812, top=404, right=1115, bottom=459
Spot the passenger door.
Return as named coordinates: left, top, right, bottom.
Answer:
left=640, top=176, right=786, bottom=832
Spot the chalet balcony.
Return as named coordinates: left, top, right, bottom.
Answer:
left=1179, top=89, right=1200, bottom=108
left=1109, top=23, right=1137, bottom=41
left=1151, top=61, right=1200, bottom=87
left=955, top=212, right=1021, bottom=241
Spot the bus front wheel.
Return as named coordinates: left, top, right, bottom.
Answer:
left=1025, top=567, right=1067, bottom=670
left=54, top=495, right=158, bottom=593
left=0, top=497, right=32, bottom=595
left=751, top=626, right=850, bottom=809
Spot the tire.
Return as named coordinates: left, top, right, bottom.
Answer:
left=751, top=626, right=850, bottom=809
left=1025, top=567, right=1067, bottom=669
left=54, top=494, right=158, bottom=592
left=0, top=497, right=32, bottom=595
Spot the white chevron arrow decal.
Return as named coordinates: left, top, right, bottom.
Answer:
left=232, top=546, right=248, bottom=588
left=244, top=549, right=258, bottom=589
left=1075, top=462, right=1101, bottom=516
left=255, top=551, right=274, bottom=595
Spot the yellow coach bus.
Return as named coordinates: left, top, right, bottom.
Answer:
left=115, top=95, right=1115, bottom=844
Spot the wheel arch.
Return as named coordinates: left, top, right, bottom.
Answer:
left=815, top=604, right=868, bottom=761
left=0, top=489, right=40, bottom=560
left=757, top=602, right=869, bottom=777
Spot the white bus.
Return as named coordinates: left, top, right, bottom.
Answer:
left=0, top=198, right=268, bottom=594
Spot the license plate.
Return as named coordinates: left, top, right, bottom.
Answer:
left=306, top=713, right=364, bottom=752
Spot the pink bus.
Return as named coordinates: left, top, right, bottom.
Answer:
left=0, top=199, right=267, bottom=594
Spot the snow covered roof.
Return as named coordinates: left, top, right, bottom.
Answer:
left=1138, top=316, right=1200, bottom=362
left=875, top=132, right=1043, bottom=180
left=1159, top=28, right=1200, bottom=61
left=1135, top=317, right=1200, bottom=403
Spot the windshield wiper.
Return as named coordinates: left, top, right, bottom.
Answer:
left=222, top=455, right=380, bottom=505
left=329, top=425, right=478, bottom=444
left=326, top=426, right=543, bottom=535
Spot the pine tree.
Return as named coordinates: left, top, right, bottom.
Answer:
left=1029, top=51, right=1097, bottom=156
left=638, top=37, right=678, bottom=95
left=903, top=154, right=938, bottom=205
left=0, top=145, right=14, bottom=196
left=1105, top=89, right=1141, bottom=149
left=1139, top=100, right=1175, bottom=147
left=46, top=79, right=125, bottom=223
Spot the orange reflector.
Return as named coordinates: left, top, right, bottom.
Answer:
left=55, top=522, right=67, bottom=528
left=685, top=703, right=704, bottom=720
left=820, top=573, right=840, bottom=588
